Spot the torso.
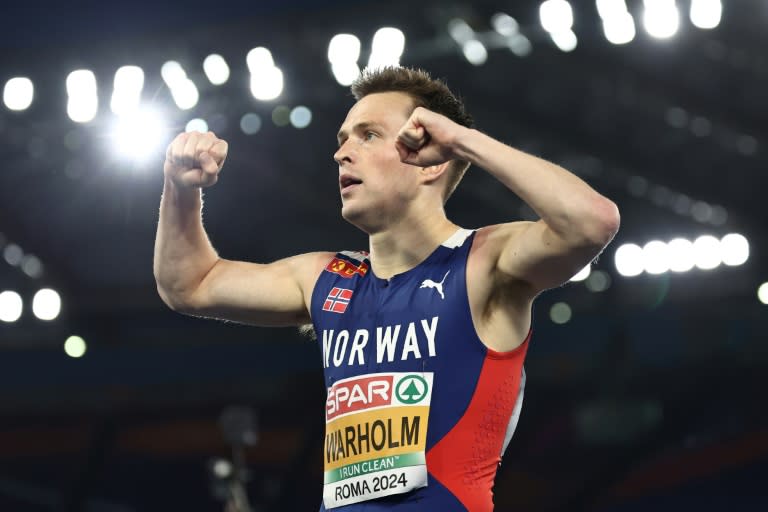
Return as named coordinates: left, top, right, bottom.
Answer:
left=310, top=228, right=530, bottom=511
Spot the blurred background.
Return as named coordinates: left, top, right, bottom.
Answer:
left=1, top=0, right=766, bottom=510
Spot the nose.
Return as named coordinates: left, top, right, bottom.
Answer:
left=334, top=140, right=353, bottom=165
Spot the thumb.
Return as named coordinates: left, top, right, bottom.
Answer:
left=199, top=151, right=219, bottom=175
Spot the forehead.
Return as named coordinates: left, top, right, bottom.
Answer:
left=339, top=92, right=415, bottom=132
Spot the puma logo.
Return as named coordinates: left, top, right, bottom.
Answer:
left=420, top=270, right=450, bottom=300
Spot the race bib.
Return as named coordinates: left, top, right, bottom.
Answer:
left=322, top=372, right=433, bottom=509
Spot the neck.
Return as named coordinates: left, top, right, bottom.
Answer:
left=367, top=209, right=458, bottom=280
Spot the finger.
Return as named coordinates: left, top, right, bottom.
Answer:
left=397, top=126, right=427, bottom=150
left=195, top=131, right=218, bottom=155
left=199, top=167, right=219, bottom=188
left=199, top=151, right=219, bottom=175
left=168, top=132, right=188, bottom=164
left=181, top=132, right=200, bottom=169
left=208, top=140, right=229, bottom=164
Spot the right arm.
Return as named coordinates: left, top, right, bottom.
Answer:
left=153, top=131, right=332, bottom=327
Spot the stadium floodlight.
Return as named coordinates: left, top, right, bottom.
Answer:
left=328, top=34, right=361, bottom=86
left=367, top=27, right=405, bottom=71
left=111, top=106, right=168, bottom=163
left=540, top=0, right=574, bottom=33
left=597, top=0, right=636, bottom=45
left=247, top=47, right=284, bottom=101
left=550, top=29, right=578, bottom=52
left=690, top=0, right=722, bottom=30
left=667, top=238, right=695, bottom=272
left=758, top=283, right=768, bottom=305
left=615, top=243, right=644, bottom=277
left=0, top=291, right=23, bottom=323
left=693, top=235, right=721, bottom=270
left=3, top=77, right=34, bottom=111
left=32, top=288, right=61, bottom=321
left=66, top=69, right=98, bottom=123
left=720, top=233, right=749, bottom=266
left=203, top=54, right=230, bottom=85
left=491, top=13, right=519, bottom=37
left=64, top=335, right=87, bottom=358
left=462, top=40, right=488, bottom=66
left=111, top=66, right=144, bottom=117
left=643, top=0, right=680, bottom=39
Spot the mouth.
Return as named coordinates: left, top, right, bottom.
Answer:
left=339, top=175, right=363, bottom=192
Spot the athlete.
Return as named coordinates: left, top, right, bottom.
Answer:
left=154, top=67, right=620, bottom=511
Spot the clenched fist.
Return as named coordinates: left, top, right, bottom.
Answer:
left=164, top=131, right=228, bottom=188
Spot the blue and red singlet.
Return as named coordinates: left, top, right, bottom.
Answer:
left=311, top=228, right=529, bottom=511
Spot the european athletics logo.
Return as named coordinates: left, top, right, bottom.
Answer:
left=323, top=287, right=354, bottom=314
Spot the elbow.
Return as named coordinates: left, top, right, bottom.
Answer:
left=585, top=197, right=620, bottom=247
left=155, top=281, right=199, bottom=315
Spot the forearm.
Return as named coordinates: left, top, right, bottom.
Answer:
left=453, top=129, right=619, bottom=244
left=153, top=177, right=220, bottom=308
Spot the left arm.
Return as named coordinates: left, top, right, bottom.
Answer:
left=397, top=107, right=620, bottom=296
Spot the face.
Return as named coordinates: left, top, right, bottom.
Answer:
left=334, top=92, right=419, bottom=231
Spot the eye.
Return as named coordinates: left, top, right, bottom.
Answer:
left=364, top=131, right=377, bottom=141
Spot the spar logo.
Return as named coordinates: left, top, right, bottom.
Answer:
left=326, top=375, right=394, bottom=421
left=395, top=375, right=429, bottom=404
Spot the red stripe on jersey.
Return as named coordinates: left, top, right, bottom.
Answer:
left=426, top=332, right=530, bottom=512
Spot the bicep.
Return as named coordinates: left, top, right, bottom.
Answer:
left=184, top=252, right=333, bottom=327
left=496, top=221, right=604, bottom=296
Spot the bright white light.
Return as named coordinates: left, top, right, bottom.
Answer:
left=570, top=264, right=591, bottom=282
left=328, top=34, right=361, bottom=63
left=643, top=0, right=680, bottom=39
left=615, top=243, right=644, bottom=277
left=367, top=27, right=406, bottom=70
left=170, top=79, right=199, bottom=110
left=185, top=118, right=208, bottom=133
left=249, top=67, right=284, bottom=101
left=597, top=0, right=630, bottom=19
left=540, top=0, right=574, bottom=33
left=550, top=29, right=578, bottom=52
left=667, top=238, right=695, bottom=272
left=448, top=19, right=475, bottom=44
left=32, top=288, right=61, bottom=321
left=550, top=302, right=572, bottom=324
left=64, top=335, right=87, bottom=358
left=491, top=13, right=519, bottom=36
left=0, top=291, right=23, bottom=322
left=203, top=54, right=230, bottom=85
left=602, top=13, right=636, bottom=45
left=643, top=240, right=670, bottom=275
left=110, top=66, right=144, bottom=117
left=693, top=235, right=721, bottom=270
left=462, top=40, right=488, bottom=65
left=3, top=77, right=34, bottom=111
left=212, top=459, right=233, bottom=478
left=289, top=106, right=312, bottom=129
left=690, top=0, right=721, bottom=29
left=247, top=47, right=283, bottom=101
left=331, top=62, right=361, bottom=86
left=161, top=61, right=187, bottom=87
left=720, top=233, right=749, bottom=266
left=66, top=69, right=98, bottom=123
left=758, top=283, right=768, bottom=305
left=112, top=107, right=168, bottom=163
left=246, top=47, right=275, bottom=71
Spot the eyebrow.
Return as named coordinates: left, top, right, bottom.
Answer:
left=336, top=122, right=384, bottom=145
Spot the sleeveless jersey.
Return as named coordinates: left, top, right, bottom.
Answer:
left=311, top=228, right=530, bottom=511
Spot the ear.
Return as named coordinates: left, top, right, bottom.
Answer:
left=418, top=161, right=451, bottom=185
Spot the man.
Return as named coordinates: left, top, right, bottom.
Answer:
left=154, top=67, right=619, bottom=511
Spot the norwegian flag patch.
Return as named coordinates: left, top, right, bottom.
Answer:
left=322, top=287, right=353, bottom=314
